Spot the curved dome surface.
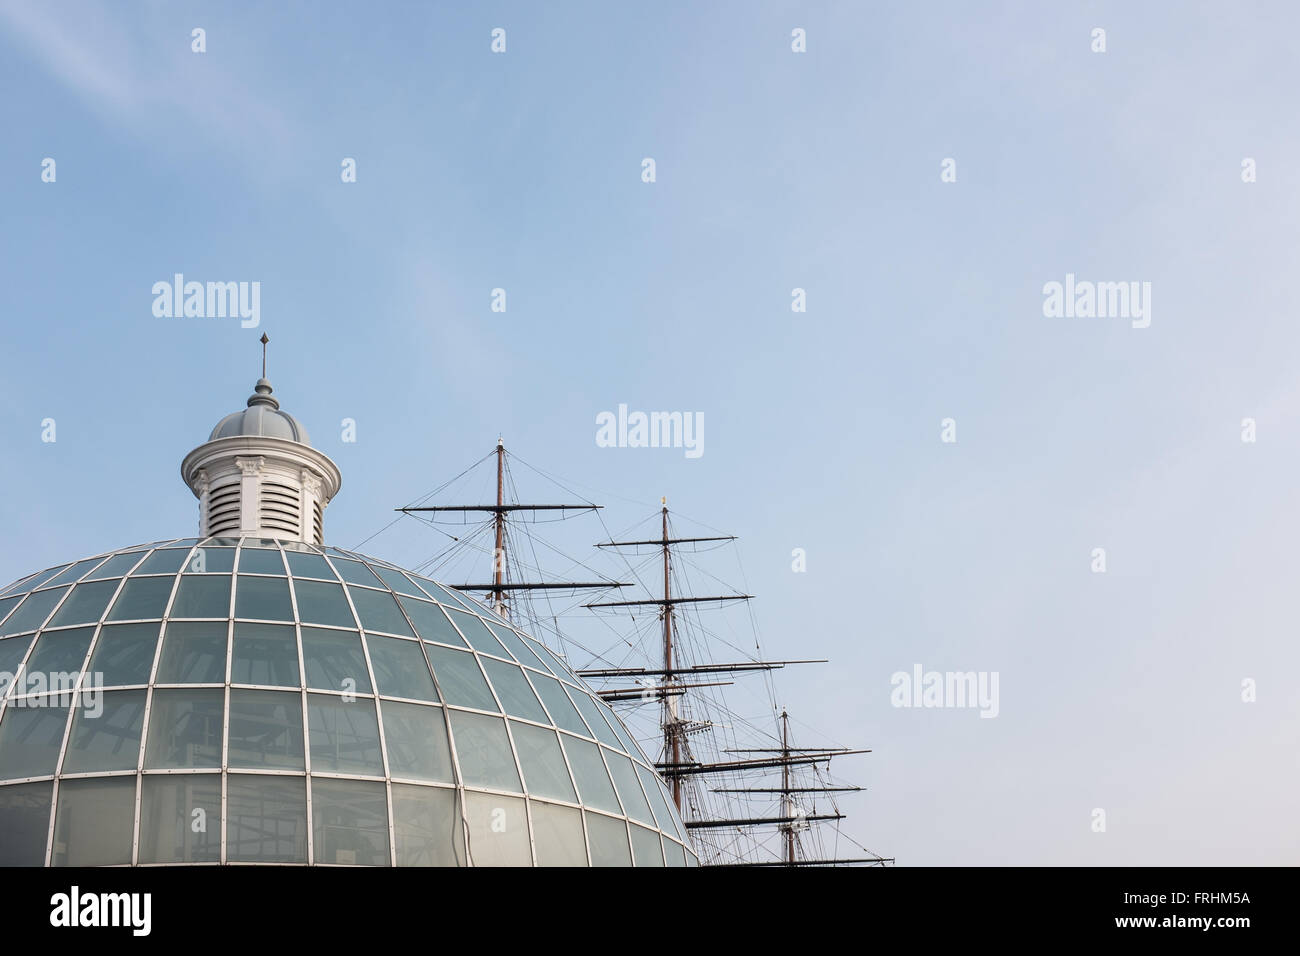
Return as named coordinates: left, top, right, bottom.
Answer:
left=208, top=379, right=310, bottom=444
left=0, top=539, right=696, bottom=867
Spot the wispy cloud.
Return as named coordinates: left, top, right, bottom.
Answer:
left=0, top=0, right=298, bottom=173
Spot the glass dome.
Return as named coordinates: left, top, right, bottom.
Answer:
left=0, top=538, right=697, bottom=867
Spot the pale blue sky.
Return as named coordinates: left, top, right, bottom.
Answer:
left=2, top=0, right=1298, bottom=865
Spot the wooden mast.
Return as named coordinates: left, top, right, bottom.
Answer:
left=782, top=709, right=793, bottom=864
left=586, top=512, right=886, bottom=866
left=661, top=500, right=682, bottom=808
left=395, top=441, right=630, bottom=621
left=493, top=438, right=506, bottom=617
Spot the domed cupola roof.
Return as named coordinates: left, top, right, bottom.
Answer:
left=181, top=344, right=341, bottom=545
left=209, top=378, right=310, bottom=444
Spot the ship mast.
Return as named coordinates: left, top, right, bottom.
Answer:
left=586, top=504, right=890, bottom=865
left=396, top=439, right=630, bottom=621
left=587, top=500, right=756, bottom=810
left=493, top=439, right=506, bottom=616
left=662, top=501, right=680, bottom=807
left=398, top=452, right=892, bottom=865
left=782, top=709, right=793, bottom=864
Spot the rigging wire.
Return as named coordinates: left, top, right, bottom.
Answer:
left=376, top=446, right=885, bottom=865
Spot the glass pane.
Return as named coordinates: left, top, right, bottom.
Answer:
left=381, top=700, right=452, bottom=782
left=170, top=575, right=231, bottom=618
left=346, top=586, right=413, bottom=636
left=226, top=774, right=307, bottom=863
left=445, top=609, right=507, bottom=656
left=10, top=565, right=71, bottom=594
left=285, top=551, right=335, bottom=579
left=0, top=635, right=35, bottom=692
left=531, top=801, right=587, bottom=866
left=596, top=697, right=642, bottom=756
left=604, top=751, right=655, bottom=826
left=637, top=762, right=680, bottom=837
left=231, top=622, right=299, bottom=687
left=664, top=840, right=687, bottom=867
left=44, top=558, right=107, bottom=588
left=227, top=689, right=304, bottom=769
left=106, top=576, right=174, bottom=621
left=0, top=780, right=52, bottom=865
left=61, top=689, right=146, bottom=773
left=448, top=711, right=522, bottom=792
left=486, top=623, right=547, bottom=670
left=138, top=774, right=221, bottom=863
left=368, top=565, right=425, bottom=597
left=530, top=674, right=591, bottom=736
left=155, top=621, right=227, bottom=683
left=292, top=580, right=356, bottom=627
left=24, top=627, right=94, bottom=682
left=509, top=721, right=577, bottom=802
left=525, top=639, right=575, bottom=679
left=391, top=783, right=463, bottom=866
left=236, top=547, right=285, bottom=575
left=629, top=824, right=664, bottom=866
left=144, top=688, right=224, bottom=768
left=329, top=558, right=383, bottom=587
left=480, top=659, right=547, bottom=722
left=463, top=791, right=530, bottom=866
left=301, top=628, right=371, bottom=694
left=311, top=777, right=389, bottom=866
left=1, top=587, right=70, bottom=636
left=307, top=694, right=383, bottom=775
left=87, top=622, right=159, bottom=686
left=655, top=777, right=687, bottom=842
left=0, top=595, right=21, bottom=629
left=85, top=551, right=146, bottom=580
left=46, top=579, right=119, bottom=628
left=0, top=576, right=33, bottom=598
left=233, top=575, right=293, bottom=621
left=366, top=635, right=437, bottom=701
left=0, top=696, right=73, bottom=779
left=568, top=689, right=621, bottom=748
left=562, top=737, right=622, bottom=813
left=134, top=549, right=191, bottom=575
left=416, top=579, right=482, bottom=615
left=425, top=646, right=496, bottom=711
left=183, top=546, right=234, bottom=574
left=585, top=812, right=632, bottom=867
left=52, top=777, right=135, bottom=866
left=0, top=575, right=39, bottom=599
left=397, top=597, right=465, bottom=646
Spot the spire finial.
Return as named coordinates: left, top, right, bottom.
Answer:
left=260, top=333, right=269, bottom=378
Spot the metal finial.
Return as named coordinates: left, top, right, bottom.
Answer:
left=260, top=333, right=269, bottom=378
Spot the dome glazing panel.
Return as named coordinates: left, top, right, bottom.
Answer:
left=0, top=540, right=696, bottom=867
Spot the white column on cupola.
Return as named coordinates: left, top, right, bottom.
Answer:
left=300, top=469, right=323, bottom=542
left=196, top=469, right=211, bottom=538
left=236, top=456, right=266, bottom=537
